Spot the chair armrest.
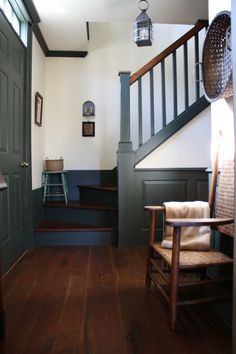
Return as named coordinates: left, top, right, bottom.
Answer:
left=144, top=206, right=165, bottom=212
left=165, top=218, right=234, bottom=227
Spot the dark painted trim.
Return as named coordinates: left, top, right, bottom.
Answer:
left=32, top=188, right=44, bottom=227
left=86, top=21, right=90, bottom=40
left=32, top=24, right=49, bottom=56
left=32, top=24, right=88, bottom=57
left=22, top=0, right=49, bottom=55
left=47, top=50, right=88, bottom=58
left=134, top=96, right=210, bottom=165
left=22, top=0, right=88, bottom=57
left=25, top=22, right=34, bottom=248
left=22, top=0, right=40, bottom=24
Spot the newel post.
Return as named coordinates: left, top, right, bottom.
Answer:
left=119, top=71, right=131, bottom=142
left=117, top=71, right=135, bottom=247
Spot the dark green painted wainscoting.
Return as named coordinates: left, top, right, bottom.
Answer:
left=119, top=167, right=209, bottom=247
left=33, top=168, right=209, bottom=247
left=32, top=187, right=44, bottom=227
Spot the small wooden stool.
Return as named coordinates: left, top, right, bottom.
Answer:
left=43, top=170, right=69, bottom=204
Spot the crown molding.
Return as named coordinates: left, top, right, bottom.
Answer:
left=47, top=50, right=88, bottom=58
left=23, top=0, right=88, bottom=58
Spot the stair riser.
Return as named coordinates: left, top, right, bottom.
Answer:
left=43, top=207, right=117, bottom=226
left=78, top=188, right=117, bottom=207
left=34, top=230, right=116, bottom=246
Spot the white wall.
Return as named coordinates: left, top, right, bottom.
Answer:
left=32, top=21, right=210, bottom=188
left=136, top=108, right=211, bottom=168
left=31, top=34, right=46, bottom=189
left=43, top=22, right=195, bottom=171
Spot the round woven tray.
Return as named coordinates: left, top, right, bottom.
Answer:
left=202, top=11, right=232, bottom=102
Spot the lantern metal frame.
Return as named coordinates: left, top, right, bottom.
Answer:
left=133, top=0, right=153, bottom=47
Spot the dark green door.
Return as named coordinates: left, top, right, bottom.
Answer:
left=0, top=11, right=29, bottom=273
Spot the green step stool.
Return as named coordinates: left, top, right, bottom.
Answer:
left=43, top=170, right=69, bottom=204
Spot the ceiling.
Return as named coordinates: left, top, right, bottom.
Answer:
left=32, top=0, right=208, bottom=51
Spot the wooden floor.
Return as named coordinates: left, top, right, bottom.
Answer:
left=1, top=246, right=232, bottom=354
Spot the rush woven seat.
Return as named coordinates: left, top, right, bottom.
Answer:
left=152, top=243, right=233, bottom=269
left=144, top=151, right=234, bottom=331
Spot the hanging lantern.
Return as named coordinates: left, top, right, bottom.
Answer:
left=133, top=0, right=153, bottom=47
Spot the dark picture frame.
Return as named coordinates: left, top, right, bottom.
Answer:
left=82, top=121, right=95, bottom=137
left=35, top=91, right=43, bottom=127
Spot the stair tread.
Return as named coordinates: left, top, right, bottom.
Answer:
left=78, top=185, right=117, bottom=192
left=43, top=200, right=117, bottom=211
left=34, top=220, right=115, bottom=232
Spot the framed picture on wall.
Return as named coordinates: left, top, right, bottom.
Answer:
left=35, top=91, right=43, bottom=127
left=82, top=122, right=95, bottom=137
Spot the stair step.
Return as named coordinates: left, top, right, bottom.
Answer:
left=34, top=221, right=117, bottom=247
left=77, top=185, right=118, bottom=207
left=43, top=200, right=117, bottom=212
left=34, top=220, right=114, bottom=232
left=78, top=185, right=117, bottom=192
left=37, top=184, right=118, bottom=247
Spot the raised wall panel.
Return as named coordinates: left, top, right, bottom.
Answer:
left=13, top=83, right=20, bottom=154
left=0, top=175, right=9, bottom=243
left=196, top=179, right=208, bottom=201
left=13, top=174, right=23, bottom=234
left=0, top=29, right=8, bottom=57
left=143, top=179, right=188, bottom=228
left=0, top=70, right=8, bottom=153
left=144, top=180, right=188, bottom=205
left=13, top=49, right=21, bottom=74
left=131, top=168, right=208, bottom=246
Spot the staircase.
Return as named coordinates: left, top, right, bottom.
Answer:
left=34, top=183, right=118, bottom=246
left=117, top=19, right=210, bottom=246
left=34, top=20, right=210, bottom=248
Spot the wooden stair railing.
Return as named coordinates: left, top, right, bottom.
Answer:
left=117, top=20, right=209, bottom=247
left=130, top=20, right=208, bottom=85
left=119, top=19, right=208, bottom=153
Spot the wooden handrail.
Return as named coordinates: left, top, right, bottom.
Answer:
left=130, top=19, right=208, bottom=85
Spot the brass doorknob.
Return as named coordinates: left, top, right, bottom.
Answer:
left=20, top=161, right=29, bottom=168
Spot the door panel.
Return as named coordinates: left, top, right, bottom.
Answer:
left=0, top=11, right=28, bottom=273
left=0, top=70, right=8, bottom=153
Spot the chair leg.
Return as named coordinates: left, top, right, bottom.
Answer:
left=169, top=271, right=178, bottom=331
left=169, top=226, right=181, bottom=331
left=146, top=211, right=157, bottom=291
left=145, top=246, right=153, bottom=290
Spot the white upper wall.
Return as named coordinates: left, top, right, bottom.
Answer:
left=31, top=34, right=46, bottom=190
left=44, top=23, right=196, bottom=171
left=32, top=22, right=211, bottom=188
left=136, top=109, right=211, bottom=168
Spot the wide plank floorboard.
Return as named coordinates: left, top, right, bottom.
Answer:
left=1, top=246, right=232, bottom=354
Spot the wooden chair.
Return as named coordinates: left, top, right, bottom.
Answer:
left=144, top=153, right=234, bottom=331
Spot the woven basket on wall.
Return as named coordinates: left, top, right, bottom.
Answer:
left=201, top=11, right=233, bottom=102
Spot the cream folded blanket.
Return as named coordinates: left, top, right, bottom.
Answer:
left=162, top=201, right=211, bottom=251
